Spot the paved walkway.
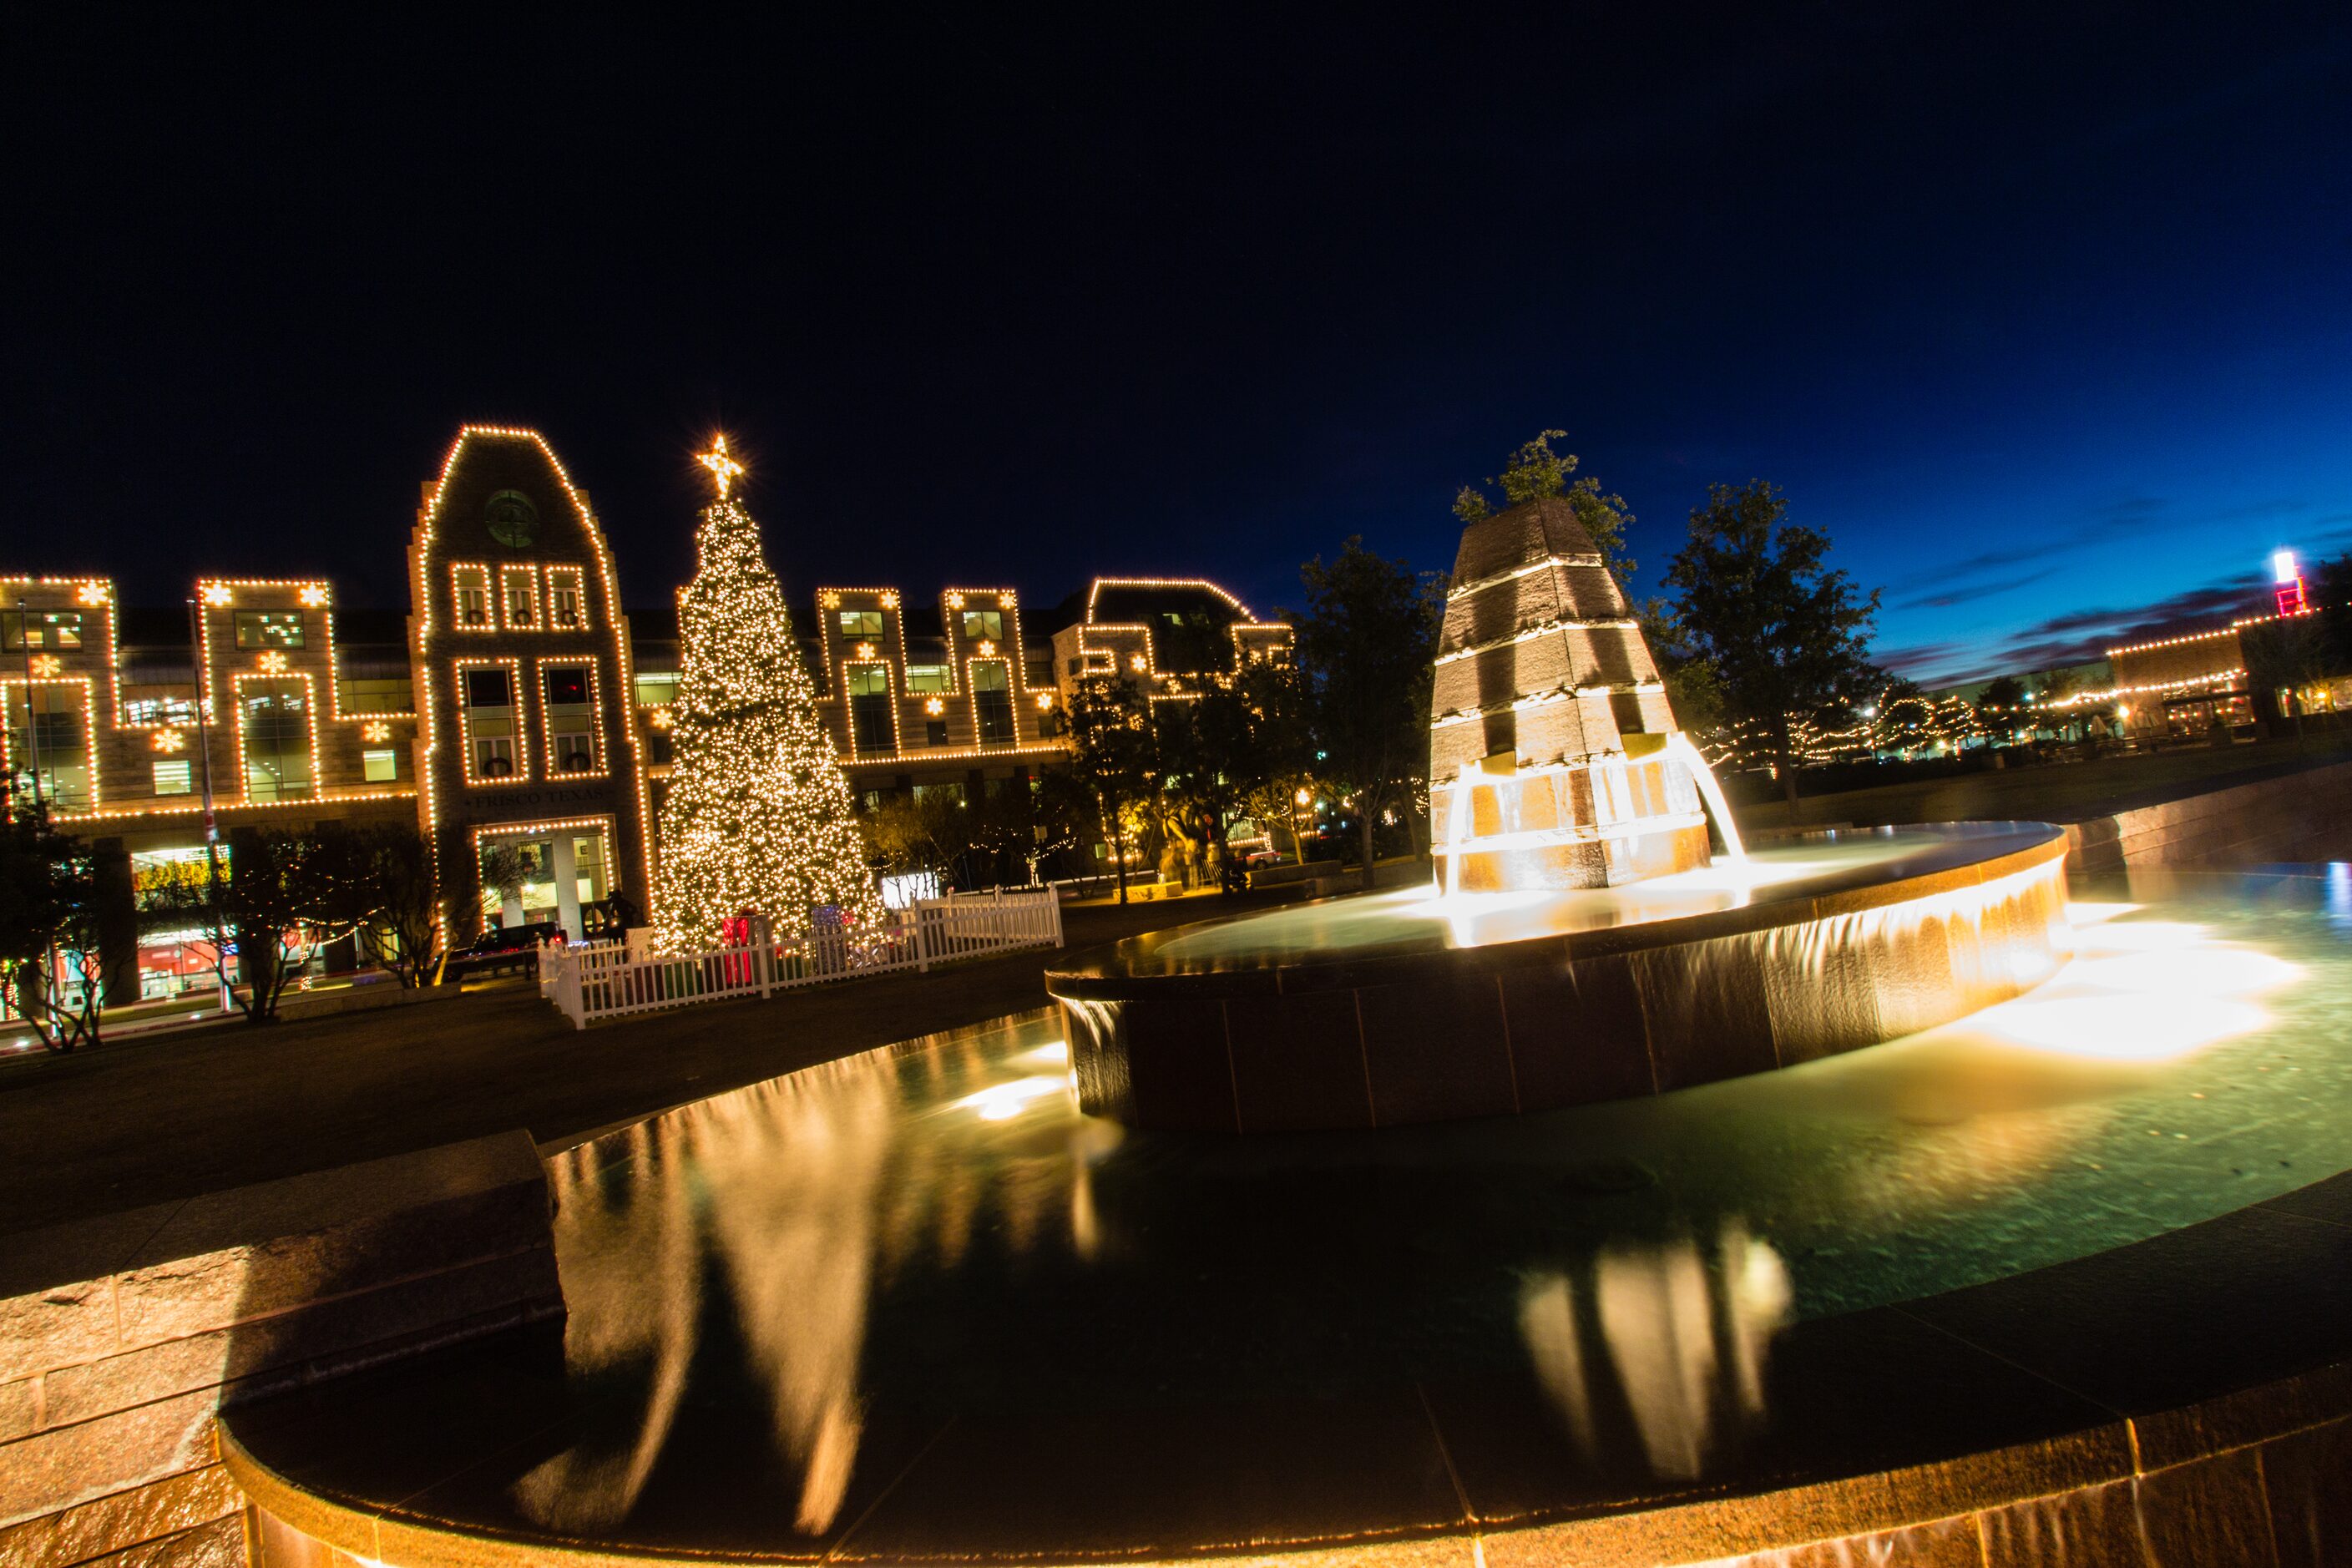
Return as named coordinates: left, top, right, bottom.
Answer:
left=0, top=886, right=1353, bottom=1237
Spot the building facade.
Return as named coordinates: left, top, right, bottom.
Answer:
left=4, top=426, right=1278, bottom=1004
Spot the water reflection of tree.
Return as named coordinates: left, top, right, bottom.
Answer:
left=514, top=1024, right=1100, bottom=1540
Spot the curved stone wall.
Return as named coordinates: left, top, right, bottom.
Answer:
left=1048, top=827, right=2072, bottom=1134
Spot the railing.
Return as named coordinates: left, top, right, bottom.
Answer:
left=536, top=888, right=1064, bottom=1029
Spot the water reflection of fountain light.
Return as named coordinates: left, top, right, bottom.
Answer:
left=1952, top=910, right=2299, bottom=1063
left=955, top=1073, right=1073, bottom=1120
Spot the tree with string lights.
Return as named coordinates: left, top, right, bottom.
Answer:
left=652, top=436, right=884, bottom=951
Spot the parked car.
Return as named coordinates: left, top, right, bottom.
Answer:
left=440, top=921, right=562, bottom=984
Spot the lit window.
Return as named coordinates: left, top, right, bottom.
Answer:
left=453, top=565, right=493, bottom=629
left=362, top=749, right=398, bottom=782
left=961, top=609, right=1004, bottom=643
left=546, top=565, right=589, bottom=630
left=3, top=611, right=83, bottom=650
left=847, top=665, right=893, bottom=755
left=152, top=759, right=193, bottom=796
left=839, top=609, right=884, bottom=639
left=635, top=672, right=679, bottom=707
left=462, top=666, right=518, bottom=780
left=241, top=678, right=311, bottom=801
left=906, top=664, right=952, bottom=694
left=973, top=661, right=1014, bottom=746
left=234, top=611, right=304, bottom=651
left=543, top=665, right=596, bottom=772
left=500, top=566, right=539, bottom=629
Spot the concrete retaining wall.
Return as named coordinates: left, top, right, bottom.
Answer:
left=2065, top=756, right=2352, bottom=874
left=0, top=1133, right=561, bottom=1568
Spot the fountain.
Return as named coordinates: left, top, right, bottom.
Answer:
left=212, top=498, right=2352, bottom=1568
left=1046, top=497, right=2071, bottom=1131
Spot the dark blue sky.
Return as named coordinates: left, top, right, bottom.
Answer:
left=8, top=9, right=2348, bottom=684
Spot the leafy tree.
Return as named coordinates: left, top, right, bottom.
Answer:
left=1662, top=480, right=1883, bottom=814
left=1064, top=673, right=1158, bottom=903
left=1636, top=597, right=1727, bottom=738
left=1291, top=538, right=1444, bottom=889
left=0, top=784, right=104, bottom=1050
left=1452, top=429, right=1638, bottom=579
left=1214, top=657, right=1319, bottom=862
left=1977, top=675, right=2026, bottom=714
left=139, top=826, right=376, bottom=1024
left=354, top=822, right=443, bottom=988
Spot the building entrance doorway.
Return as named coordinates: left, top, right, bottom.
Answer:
left=475, top=825, right=612, bottom=940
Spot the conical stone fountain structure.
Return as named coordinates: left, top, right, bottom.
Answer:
left=1429, top=496, right=1714, bottom=893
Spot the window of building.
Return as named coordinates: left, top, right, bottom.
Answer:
left=453, top=565, right=493, bottom=630
left=961, top=609, right=1004, bottom=644
left=122, top=687, right=197, bottom=726
left=152, top=759, right=193, bottom=796
left=546, top=565, right=589, bottom=630
left=240, top=678, right=312, bottom=801
left=924, top=719, right=948, bottom=746
left=362, top=749, right=398, bottom=782
left=912, top=781, right=964, bottom=807
left=543, top=664, right=597, bottom=772
left=234, top=611, right=305, bottom=651
left=4, top=683, right=90, bottom=811
left=3, top=611, right=83, bottom=650
left=461, top=665, right=519, bottom=780
left=339, top=676, right=414, bottom=715
left=972, top=660, right=1014, bottom=746
left=838, top=609, right=884, bottom=639
left=500, top=565, right=539, bottom=630
left=846, top=665, right=893, bottom=755
left=635, top=672, right=679, bottom=708
left=906, top=664, right=952, bottom=694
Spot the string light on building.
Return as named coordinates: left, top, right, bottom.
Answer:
left=653, top=436, right=885, bottom=951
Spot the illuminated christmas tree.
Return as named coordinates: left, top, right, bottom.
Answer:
left=653, top=436, right=884, bottom=950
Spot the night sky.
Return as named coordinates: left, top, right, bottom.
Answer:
left=8, top=10, right=2349, bottom=685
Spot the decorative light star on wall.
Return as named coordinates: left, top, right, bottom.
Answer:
left=29, top=654, right=64, bottom=677
left=924, top=697, right=945, bottom=716
left=257, top=651, right=289, bottom=674
left=880, top=590, right=899, bottom=609
left=944, top=592, right=965, bottom=610
left=976, top=640, right=996, bottom=657
left=153, top=729, right=186, bottom=752
left=300, top=584, right=330, bottom=607
left=820, top=590, right=842, bottom=609
left=78, top=583, right=109, bottom=606
left=697, top=434, right=745, bottom=498
left=650, top=707, right=675, bottom=730
left=362, top=721, right=392, bottom=742
left=854, top=642, right=876, bottom=660
left=201, top=584, right=233, bottom=606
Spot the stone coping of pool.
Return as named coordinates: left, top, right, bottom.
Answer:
left=1045, top=825, right=2073, bottom=1132
left=219, top=1167, right=2352, bottom=1568
left=1045, top=823, right=2071, bottom=998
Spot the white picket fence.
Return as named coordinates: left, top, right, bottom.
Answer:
left=535, top=888, right=1064, bottom=1029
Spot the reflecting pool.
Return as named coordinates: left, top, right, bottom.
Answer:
left=521, top=868, right=2352, bottom=1539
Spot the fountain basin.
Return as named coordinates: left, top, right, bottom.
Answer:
left=1047, top=823, right=2072, bottom=1132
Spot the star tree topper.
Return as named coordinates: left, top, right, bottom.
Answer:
left=698, top=433, right=745, bottom=498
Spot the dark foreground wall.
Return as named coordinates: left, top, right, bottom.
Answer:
left=0, top=1134, right=559, bottom=1568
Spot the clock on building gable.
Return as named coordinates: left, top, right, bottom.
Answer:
left=485, top=489, right=539, bottom=549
